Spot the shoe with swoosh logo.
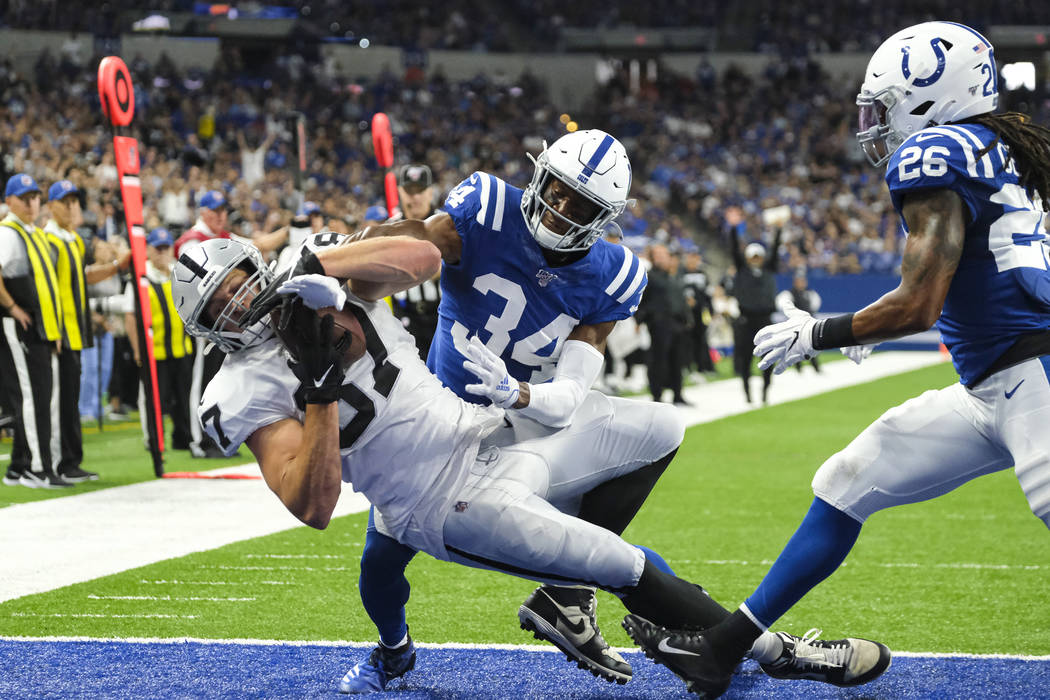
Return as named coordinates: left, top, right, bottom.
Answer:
left=759, top=629, right=891, bottom=687
left=338, top=637, right=416, bottom=693
left=519, top=585, right=631, bottom=683
left=622, top=614, right=733, bottom=698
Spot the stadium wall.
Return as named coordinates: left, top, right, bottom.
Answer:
left=775, top=273, right=941, bottom=350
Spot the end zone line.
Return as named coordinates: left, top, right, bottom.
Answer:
left=1, top=635, right=1046, bottom=661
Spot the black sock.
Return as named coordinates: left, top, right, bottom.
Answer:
left=577, top=448, right=677, bottom=535
left=621, top=559, right=730, bottom=629
left=705, top=609, right=763, bottom=667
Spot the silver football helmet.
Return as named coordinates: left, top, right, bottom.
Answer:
left=172, top=238, right=274, bottom=353
left=521, top=129, right=632, bottom=252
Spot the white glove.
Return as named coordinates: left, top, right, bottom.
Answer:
left=462, top=336, right=520, bottom=408
left=841, top=343, right=876, bottom=365
left=277, top=273, right=347, bottom=311
left=753, top=300, right=818, bottom=374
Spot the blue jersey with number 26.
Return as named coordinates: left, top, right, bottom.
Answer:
left=886, top=123, right=1050, bottom=386
left=427, top=171, right=646, bottom=402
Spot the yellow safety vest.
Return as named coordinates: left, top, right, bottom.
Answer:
left=46, top=226, right=89, bottom=350
left=147, top=278, right=192, bottom=360
left=0, top=220, right=62, bottom=341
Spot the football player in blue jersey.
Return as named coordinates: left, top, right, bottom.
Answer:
left=338, top=129, right=683, bottom=690
left=330, top=129, right=886, bottom=694
left=622, top=20, right=1050, bottom=698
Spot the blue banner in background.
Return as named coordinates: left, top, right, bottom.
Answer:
left=774, top=274, right=942, bottom=350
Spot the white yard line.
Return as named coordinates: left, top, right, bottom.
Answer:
left=0, top=351, right=947, bottom=604
left=0, top=634, right=1046, bottom=661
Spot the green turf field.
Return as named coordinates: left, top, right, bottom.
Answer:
left=3, top=360, right=1048, bottom=657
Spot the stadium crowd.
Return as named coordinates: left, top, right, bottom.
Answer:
left=0, top=34, right=969, bottom=485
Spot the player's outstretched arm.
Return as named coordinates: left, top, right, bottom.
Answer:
left=754, top=188, right=964, bottom=373
left=246, top=408, right=342, bottom=530
left=852, top=188, right=966, bottom=341
left=515, top=322, right=612, bottom=427
left=349, top=211, right=463, bottom=262
left=318, top=235, right=442, bottom=301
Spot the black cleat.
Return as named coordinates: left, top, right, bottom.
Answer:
left=59, top=467, right=100, bottom=483
left=622, top=614, right=733, bottom=699
left=519, top=585, right=631, bottom=684
left=760, top=628, right=891, bottom=687
left=19, top=471, right=73, bottom=489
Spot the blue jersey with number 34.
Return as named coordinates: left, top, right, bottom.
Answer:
left=886, top=123, right=1050, bottom=386
left=428, top=171, right=646, bottom=402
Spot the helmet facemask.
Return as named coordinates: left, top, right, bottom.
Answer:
left=857, top=87, right=906, bottom=167
left=204, top=261, right=274, bottom=352
left=175, top=239, right=275, bottom=354
left=521, top=133, right=629, bottom=253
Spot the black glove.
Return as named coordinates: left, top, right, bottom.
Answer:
left=283, top=305, right=353, bottom=403
left=241, top=250, right=325, bottom=329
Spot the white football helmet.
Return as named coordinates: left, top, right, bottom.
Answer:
left=521, top=129, right=632, bottom=252
left=857, top=21, right=998, bottom=166
left=172, top=238, right=274, bottom=353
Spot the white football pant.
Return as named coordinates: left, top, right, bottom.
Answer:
left=814, top=357, right=1050, bottom=527
left=441, top=391, right=684, bottom=591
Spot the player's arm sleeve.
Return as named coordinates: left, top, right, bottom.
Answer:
left=515, top=339, right=604, bottom=428
left=729, top=228, right=744, bottom=267
left=439, top=171, right=498, bottom=270
left=765, top=227, right=783, bottom=272
left=198, top=377, right=295, bottom=457
left=584, top=246, right=648, bottom=325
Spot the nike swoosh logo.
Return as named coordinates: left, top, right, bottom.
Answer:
left=313, top=365, right=333, bottom=388
left=872, top=71, right=886, bottom=78
left=658, top=637, right=701, bottom=656
left=1005, top=379, right=1025, bottom=399
left=545, top=595, right=589, bottom=638
left=788, top=330, right=800, bottom=351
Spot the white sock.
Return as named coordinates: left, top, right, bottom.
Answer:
left=749, top=631, right=784, bottom=664
left=380, top=633, right=410, bottom=650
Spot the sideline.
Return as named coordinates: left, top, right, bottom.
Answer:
left=0, top=352, right=947, bottom=603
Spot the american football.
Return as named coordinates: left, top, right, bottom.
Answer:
left=270, top=298, right=368, bottom=367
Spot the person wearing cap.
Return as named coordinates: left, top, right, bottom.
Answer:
left=363, top=204, right=388, bottom=225
left=173, top=190, right=241, bottom=458
left=44, top=180, right=131, bottom=483
left=123, top=228, right=199, bottom=455
left=173, top=189, right=232, bottom=259
left=729, top=226, right=784, bottom=404
left=389, top=164, right=442, bottom=359
left=0, top=174, right=68, bottom=488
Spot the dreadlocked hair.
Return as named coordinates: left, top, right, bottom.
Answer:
left=961, top=112, right=1050, bottom=211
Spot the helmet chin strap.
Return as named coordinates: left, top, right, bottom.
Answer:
left=534, top=220, right=571, bottom=250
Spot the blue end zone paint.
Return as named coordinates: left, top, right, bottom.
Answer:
left=2, top=640, right=1048, bottom=699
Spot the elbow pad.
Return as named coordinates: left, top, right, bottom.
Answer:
left=516, top=340, right=604, bottom=428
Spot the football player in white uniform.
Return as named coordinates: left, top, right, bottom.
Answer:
left=623, top=21, right=1050, bottom=699
left=173, top=232, right=890, bottom=696
left=331, top=130, right=682, bottom=690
